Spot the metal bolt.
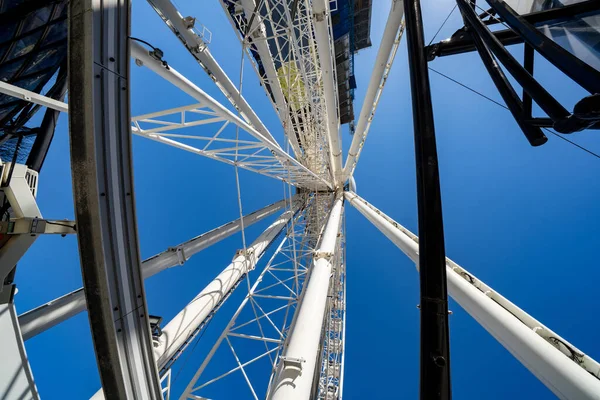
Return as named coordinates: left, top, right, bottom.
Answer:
left=433, top=355, right=446, bottom=367
left=109, top=57, right=115, bottom=62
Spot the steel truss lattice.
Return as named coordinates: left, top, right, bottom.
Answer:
left=180, top=194, right=337, bottom=399
left=316, top=223, right=346, bottom=400
left=219, top=0, right=335, bottom=183
left=131, top=103, right=325, bottom=189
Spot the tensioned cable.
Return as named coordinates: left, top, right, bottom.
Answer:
left=235, top=31, right=250, bottom=292
left=429, top=67, right=600, bottom=160
left=429, top=67, right=507, bottom=108
left=167, top=19, right=255, bottom=383
left=428, top=3, right=457, bottom=46
left=427, top=1, right=509, bottom=48
left=171, top=313, right=215, bottom=384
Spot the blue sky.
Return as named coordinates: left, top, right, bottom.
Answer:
left=16, top=0, right=600, bottom=398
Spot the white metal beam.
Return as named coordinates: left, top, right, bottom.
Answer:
left=0, top=52, right=321, bottom=189
left=0, top=80, right=68, bottom=113
left=345, top=191, right=600, bottom=400
left=0, top=83, right=324, bottom=188
left=131, top=104, right=321, bottom=188
left=180, top=195, right=331, bottom=399
left=131, top=41, right=277, bottom=149
left=145, top=0, right=294, bottom=153
left=218, top=0, right=333, bottom=182
left=343, top=0, right=405, bottom=181
left=154, top=199, right=304, bottom=370
left=130, top=41, right=330, bottom=190
left=312, top=0, right=342, bottom=185
left=269, top=193, right=344, bottom=400
left=18, top=197, right=293, bottom=340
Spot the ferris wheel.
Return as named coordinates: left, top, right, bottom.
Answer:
left=0, top=0, right=599, bottom=399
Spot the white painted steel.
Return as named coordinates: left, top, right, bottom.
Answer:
left=19, top=288, right=88, bottom=341
left=0, top=78, right=316, bottom=187
left=312, top=0, right=342, bottom=185
left=316, top=216, right=345, bottom=400
left=130, top=104, right=319, bottom=187
left=0, top=303, right=39, bottom=399
left=154, top=201, right=302, bottom=369
left=238, top=0, right=303, bottom=158
left=269, top=194, right=344, bottom=400
left=343, top=0, right=405, bottom=181
left=130, top=41, right=329, bottom=190
left=0, top=163, right=41, bottom=291
left=218, top=0, right=333, bottom=182
left=345, top=191, right=600, bottom=400
left=180, top=195, right=334, bottom=399
left=131, top=41, right=277, bottom=149
left=145, top=0, right=290, bottom=152
left=18, top=198, right=291, bottom=340
left=0, top=80, right=68, bottom=113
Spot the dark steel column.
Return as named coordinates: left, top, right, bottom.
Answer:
left=464, top=18, right=547, bottom=146
left=523, top=44, right=534, bottom=119
left=404, top=1, right=451, bottom=399
left=427, top=0, right=600, bottom=59
left=456, top=0, right=569, bottom=123
left=487, top=0, right=600, bottom=94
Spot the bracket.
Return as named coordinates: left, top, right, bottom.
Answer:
left=169, top=245, right=187, bottom=265
left=314, top=251, right=333, bottom=261
left=281, top=356, right=305, bottom=374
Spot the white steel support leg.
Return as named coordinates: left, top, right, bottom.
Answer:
left=269, top=194, right=344, bottom=400
left=154, top=200, right=303, bottom=369
left=345, top=191, right=600, bottom=400
left=343, top=0, right=405, bottom=181
left=18, top=198, right=293, bottom=340
left=312, top=0, right=342, bottom=185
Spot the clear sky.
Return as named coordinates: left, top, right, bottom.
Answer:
left=16, top=0, right=600, bottom=399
